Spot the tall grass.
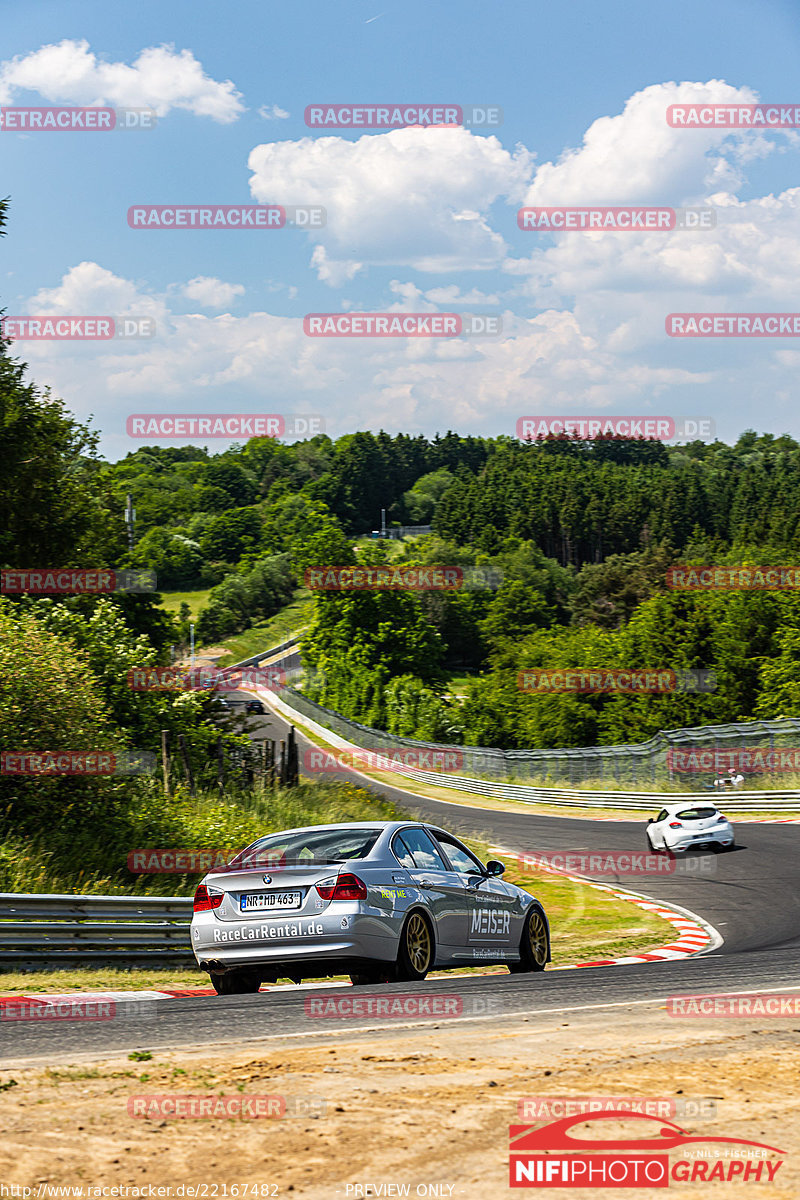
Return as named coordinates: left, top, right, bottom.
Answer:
left=0, top=778, right=399, bottom=896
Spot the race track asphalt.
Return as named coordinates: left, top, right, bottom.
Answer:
left=2, top=693, right=798, bottom=1062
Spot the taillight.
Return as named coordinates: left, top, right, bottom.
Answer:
left=193, top=883, right=224, bottom=912
left=315, top=873, right=368, bottom=901
left=668, top=822, right=683, bottom=829
left=716, top=814, right=727, bottom=822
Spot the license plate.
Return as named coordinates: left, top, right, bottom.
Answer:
left=240, top=891, right=302, bottom=912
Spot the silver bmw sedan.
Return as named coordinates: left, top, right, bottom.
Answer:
left=190, top=820, right=551, bottom=993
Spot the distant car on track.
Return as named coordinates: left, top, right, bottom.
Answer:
left=210, top=696, right=232, bottom=720
left=245, top=699, right=265, bottom=714
left=646, top=803, right=734, bottom=855
left=191, top=820, right=551, bottom=994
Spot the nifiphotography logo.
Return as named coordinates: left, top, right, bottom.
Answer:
left=509, top=1110, right=785, bottom=1187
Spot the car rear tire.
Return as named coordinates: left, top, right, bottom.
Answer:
left=508, top=904, right=549, bottom=973
left=394, top=911, right=433, bottom=981
left=211, top=969, right=261, bottom=995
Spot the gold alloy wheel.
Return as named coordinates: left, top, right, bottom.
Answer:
left=405, top=912, right=432, bottom=973
left=526, top=908, right=549, bottom=967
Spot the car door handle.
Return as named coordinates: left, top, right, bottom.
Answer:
left=417, top=878, right=434, bottom=888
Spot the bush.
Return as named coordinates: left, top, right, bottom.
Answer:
left=196, top=554, right=294, bottom=643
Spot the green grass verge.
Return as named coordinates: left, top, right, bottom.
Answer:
left=214, top=589, right=314, bottom=665
left=442, top=670, right=480, bottom=699
left=154, top=587, right=313, bottom=662
left=157, top=589, right=213, bottom=620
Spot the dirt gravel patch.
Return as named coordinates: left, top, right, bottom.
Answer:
left=1, top=1003, right=798, bottom=1197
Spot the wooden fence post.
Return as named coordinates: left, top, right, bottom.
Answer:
left=178, top=733, right=196, bottom=795
left=161, top=730, right=170, bottom=796
left=216, top=737, right=225, bottom=794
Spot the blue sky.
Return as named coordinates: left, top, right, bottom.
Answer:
left=2, top=0, right=800, bottom=458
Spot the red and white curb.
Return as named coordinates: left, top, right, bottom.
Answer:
left=0, top=979, right=351, bottom=1006
left=490, top=844, right=722, bottom=968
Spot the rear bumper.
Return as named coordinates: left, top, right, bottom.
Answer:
left=200, top=954, right=395, bottom=981
left=191, top=909, right=397, bottom=972
left=667, top=829, right=734, bottom=851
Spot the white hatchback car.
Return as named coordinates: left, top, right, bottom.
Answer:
left=646, top=803, right=735, bottom=854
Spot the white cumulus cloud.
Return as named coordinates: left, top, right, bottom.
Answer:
left=0, top=39, right=245, bottom=121
left=180, top=277, right=246, bottom=308
left=521, top=79, right=777, bottom=207
left=248, top=125, right=533, bottom=280
left=258, top=104, right=289, bottom=120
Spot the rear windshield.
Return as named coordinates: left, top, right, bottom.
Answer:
left=227, top=828, right=381, bottom=869
left=675, top=808, right=718, bottom=821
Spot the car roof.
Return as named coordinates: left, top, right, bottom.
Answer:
left=659, top=801, right=720, bottom=812
left=245, top=819, right=440, bottom=839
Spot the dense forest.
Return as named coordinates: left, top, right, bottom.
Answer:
left=7, top=365, right=800, bottom=753
left=72, top=426, right=800, bottom=753
left=5, top=167, right=800, bottom=763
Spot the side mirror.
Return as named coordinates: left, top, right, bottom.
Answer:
left=484, top=859, right=505, bottom=877
left=647, top=818, right=653, bottom=825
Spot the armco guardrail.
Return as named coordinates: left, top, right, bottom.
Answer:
left=264, top=685, right=800, bottom=812
left=224, top=636, right=301, bottom=672
left=0, top=893, right=194, bottom=971
left=234, top=636, right=800, bottom=809
left=268, top=672, right=800, bottom=790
